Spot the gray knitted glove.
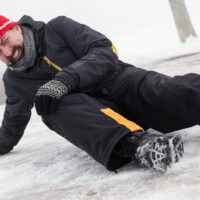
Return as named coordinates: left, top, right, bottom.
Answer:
left=35, top=77, right=71, bottom=115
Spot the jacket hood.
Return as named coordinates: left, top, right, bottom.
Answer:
left=18, top=15, right=45, bottom=31
left=18, top=15, right=45, bottom=56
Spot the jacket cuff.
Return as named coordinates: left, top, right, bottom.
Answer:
left=54, top=77, right=72, bottom=92
left=55, top=72, right=77, bottom=92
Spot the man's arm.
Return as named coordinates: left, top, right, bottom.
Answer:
left=35, top=16, right=120, bottom=116
left=49, top=16, right=119, bottom=91
left=0, top=79, right=33, bottom=154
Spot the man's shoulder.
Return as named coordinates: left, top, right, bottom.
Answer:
left=47, top=16, right=66, bottom=27
left=48, top=16, right=65, bottom=22
left=47, top=16, right=77, bottom=28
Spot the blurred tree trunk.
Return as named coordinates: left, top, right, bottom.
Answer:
left=169, top=0, right=197, bottom=42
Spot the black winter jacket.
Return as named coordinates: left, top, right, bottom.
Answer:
left=0, top=15, right=120, bottom=154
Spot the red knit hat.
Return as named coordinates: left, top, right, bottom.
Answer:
left=0, top=15, right=18, bottom=38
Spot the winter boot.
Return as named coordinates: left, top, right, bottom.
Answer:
left=144, top=129, right=184, bottom=163
left=167, top=134, right=184, bottom=163
left=117, top=129, right=184, bottom=172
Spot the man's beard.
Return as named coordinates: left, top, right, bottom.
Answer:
left=7, top=45, right=24, bottom=67
left=7, top=25, right=37, bottom=72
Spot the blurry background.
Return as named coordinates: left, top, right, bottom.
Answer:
left=1, top=0, right=200, bottom=104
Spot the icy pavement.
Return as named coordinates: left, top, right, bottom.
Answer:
left=144, top=52, right=200, bottom=76
left=1, top=54, right=200, bottom=200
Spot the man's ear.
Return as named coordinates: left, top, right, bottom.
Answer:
left=15, top=24, right=22, bottom=34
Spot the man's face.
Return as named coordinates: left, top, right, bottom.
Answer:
left=0, top=25, right=24, bottom=66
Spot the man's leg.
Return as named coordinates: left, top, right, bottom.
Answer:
left=41, top=93, right=143, bottom=170
left=41, top=93, right=183, bottom=172
left=106, top=65, right=200, bottom=133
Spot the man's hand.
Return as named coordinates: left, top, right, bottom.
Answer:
left=0, top=145, right=14, bottom=155
left=35, top=77, right=71, bottom=116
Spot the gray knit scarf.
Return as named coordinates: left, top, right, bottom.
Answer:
left=9, top=25, right=36, bottom=72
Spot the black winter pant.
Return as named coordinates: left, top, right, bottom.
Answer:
left=105, top=65, right=200, bottom=133
left=42, top=65, right=200, bottom=170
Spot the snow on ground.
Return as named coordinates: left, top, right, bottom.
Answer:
left=1, top=54, right=200, bottom=200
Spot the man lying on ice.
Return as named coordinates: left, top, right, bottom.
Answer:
left=0, top=14, right=191, bottom=173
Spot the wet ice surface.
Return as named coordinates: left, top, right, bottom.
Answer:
left=0, top=53, right=200, bottom=200
left=144, top=52, right=200, bottom=76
